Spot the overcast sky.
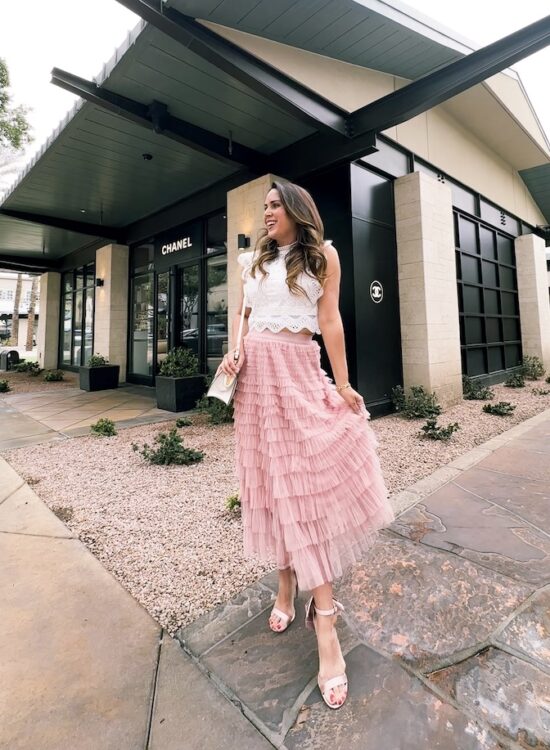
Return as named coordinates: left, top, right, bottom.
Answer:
left=0, top=0, right=549, bottom=192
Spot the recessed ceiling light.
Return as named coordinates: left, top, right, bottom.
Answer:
left=80, top=209, right=86, bottom=213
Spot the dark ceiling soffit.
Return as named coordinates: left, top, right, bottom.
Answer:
left=0, top=254, right=56, bottom=273
left=51, top=68, right=269, bottom=172
left=349, top=14, right=550, bottom=135
left=113, top=0, right=351, bottom=138
left=0, top=208, right=120, bottom=241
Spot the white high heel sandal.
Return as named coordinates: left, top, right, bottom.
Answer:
left=305, top=596, right=348, bottom=709
left=269, top=571, right=299, bottom=633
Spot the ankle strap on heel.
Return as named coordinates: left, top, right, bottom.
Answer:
left=313, top=598, right=345, bottom=617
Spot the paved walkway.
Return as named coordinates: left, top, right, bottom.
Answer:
left=1, top=409, right=549, bottom=749
left=0, top=385, right=189, bottom=450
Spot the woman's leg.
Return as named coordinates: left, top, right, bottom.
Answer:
left=311, top=582, right=347, bottom=706
left=269, top=566, right=297, bottom=631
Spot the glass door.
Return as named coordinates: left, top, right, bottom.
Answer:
left=178, top=263, right=201, bottom=363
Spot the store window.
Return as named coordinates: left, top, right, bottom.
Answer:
left=60, top=263, right=95, bottom=367
left=129, top=245, right=155, bottom=381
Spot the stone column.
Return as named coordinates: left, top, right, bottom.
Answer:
left=515, top=233, right=550, bottom=370
left=93, top=244, right=129, bottom=382
left=226, top=174, right=276, bottom=348
left=36, top=272, right=61, bottom=370
left=394, top=171, right=463, bottom=408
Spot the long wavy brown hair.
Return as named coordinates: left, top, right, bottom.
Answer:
left=249, top=180, right=329, bottom=298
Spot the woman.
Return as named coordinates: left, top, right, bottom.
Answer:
left=218, top=180, right=395, bottom=710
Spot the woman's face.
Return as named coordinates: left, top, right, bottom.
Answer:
left=264, top=188, right=297, bottom=246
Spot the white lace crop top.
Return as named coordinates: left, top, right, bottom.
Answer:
left=237, top=243, right=325, bottom=335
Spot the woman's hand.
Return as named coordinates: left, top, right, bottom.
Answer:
left=337, top=385, right=365, bottom=414
left=217, top=346, right=245, bottom=377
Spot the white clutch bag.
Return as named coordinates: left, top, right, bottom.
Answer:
left=206, top=294, right=247, bottom=405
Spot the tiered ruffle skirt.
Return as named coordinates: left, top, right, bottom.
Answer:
left=233, top=328, right=395, bottom=591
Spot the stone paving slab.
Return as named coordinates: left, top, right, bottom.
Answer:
left=0, top=455, right=25, bottom=500
left=149, top=634, right=273, bottom=750
left=475, top=442, right=550, bottom=483
left=495, top=588, right=550, bottom=671
left=339, top=532, right=531, bottom=672
left=428, top=646, right=550, bottom=749
left=0, top=482, right=73, bottom=537
left=0, top=531, right=160, bottom=750
left=391, top=482, right=550, bottom=586
left=285, top=644, right=506, bottom=750
left=455, top=468, right=550, bottom=533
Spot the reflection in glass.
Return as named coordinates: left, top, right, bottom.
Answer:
left=206, top=256, right=228, bottom=373
left=62, top=296, right=72, bottom=364
left=157, top=272, right=169, bottom=370
left=180, top=265, right=200, bottom=358
left=84, top=291, right=94, bottom=363
left=131, top=272, right=154, bottom=377
left=72, top=290, right=83, bottom=365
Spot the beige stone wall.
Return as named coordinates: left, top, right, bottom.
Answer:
left=36, top=272, right=61, bottom=370
left=94, top=244, right=129, bottom=381
left=226, top=174, right=276, bottom=348
left=515, top=234, right=550, bottom=370
left=394, top=171, right=463, bottom=408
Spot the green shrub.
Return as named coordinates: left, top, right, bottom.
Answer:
left=195, top=373, right=234, bottom=424
left=483, top=402, right=516, bottom=416
left=159, top=347, right=200, bottom=378
left=132, top=428, right=204, bottom=465
left=15, top=360, right=41, bottom=376
left=226, top=491, right=241, bottom=512
left=175, top=417, right=192, bottom=427
left=521, top=355, right=545, bottom=380
left=462, top=375, right=494, bottom=400
left=90, top=418, right=117, bottom=436
left=0, top=379, right=10, bottom=393
left=504, top=373, right=525, bottom=388
left=420, top=418, right=460, bottom=441
left=532, top=387, right=550, bottom=396
left=86, top=353, right=109, bottom=367
left=546, top=376, right=550, bottom=385
left=391, top=385, right=441, bottom=419
left=44, top=369, right=64, bottom=382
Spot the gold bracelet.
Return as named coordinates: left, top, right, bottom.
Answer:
left=335, top=382, right=351, bottom=392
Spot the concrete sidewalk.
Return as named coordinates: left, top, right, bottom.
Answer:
left=1, top=410, right=549, bottom=749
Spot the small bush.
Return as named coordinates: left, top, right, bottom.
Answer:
left=132, top=428, right=204, bottom=465
left=521, top=355, right=545, bottom=380
left=532, top=387, right=550, bottom=396
left=159, top=347, right=200, bottom=378
left=420, top=418, right=460, bottom=441
left=195, top=374, right=234, bottom=424
left=15, top=360, right=41, bottom=376
left=0, top=379, right=10, bottom=393
left=483, top=402, right=516, bottom=416
left=175, top=417, right=192, bottom=428
left=44, top=369, right=64, bottom=382
left=90, top=418, right=117, bottom=436
left=391, top=385, right=441, bottom=419
left=87, top=353, right=109, bottom=367
left=545, top=376, right=550, bottom=385
left=504, top=373, right=525, bottom=388
left=462, top=375, right=494, bottom=401
left=226, top=491, right=241, bottom=513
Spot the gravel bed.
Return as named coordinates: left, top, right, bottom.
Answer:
left=3, top=381, right=550, bottom=635
left=0, top=369, right=78, bottom=394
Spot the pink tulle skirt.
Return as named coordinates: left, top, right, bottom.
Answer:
left=233, top=327, right=395, bottom=591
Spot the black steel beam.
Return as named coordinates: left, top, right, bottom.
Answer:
left=270, top=130, right=377, bottom=181
left=0, top=254, right=57, bottom=273
left=350, top=14, right=550, bottom=135
left=113, top=0, right=350, bottom=138
left=51, top=68, right=268, bottom=172
left=0, top=208, right=121, bottom=241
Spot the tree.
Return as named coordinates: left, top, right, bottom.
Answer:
left=25, top=276, right=39, bottom=351
left=0, top=58, right=31, bottom=152
left=11, top=273, right=22, bottom=345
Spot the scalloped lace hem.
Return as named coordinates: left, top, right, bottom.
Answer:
left=249, top=317, right=320, bottom=334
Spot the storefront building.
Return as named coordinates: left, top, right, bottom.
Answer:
left=1, top=2, right=549, bottom=415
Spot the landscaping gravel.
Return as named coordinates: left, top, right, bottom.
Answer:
left=0, top=369, right=78, bottom=394
left=3, top=381, right=550, bottom=635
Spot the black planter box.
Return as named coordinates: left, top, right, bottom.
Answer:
left=79, top=365, right=120, bottom=392
left=156, top=375, right=206, bottom=412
